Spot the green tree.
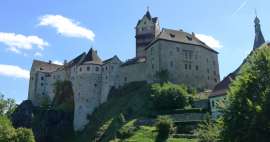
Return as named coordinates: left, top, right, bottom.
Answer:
left=0, top=94, right=17, bottom=117
left=16, top=128, right=35, bottom=142
left=151, top=83, right=192, bottom=110
left=221, top=44, right=270, bottom=142
left=0, top=116, right=35, bottom=142
left=155, top=115, right=174, bottom=142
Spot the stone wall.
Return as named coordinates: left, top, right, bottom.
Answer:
left=73, top=63, right=102, bottom=131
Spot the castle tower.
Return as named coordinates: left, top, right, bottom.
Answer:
left=135, top=9, right=160, bottom=58
left=253, top=16, right=265, bottom=49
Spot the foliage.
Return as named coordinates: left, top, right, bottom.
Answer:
left=155, top=115, right=174, bottom=142
left=155, top=70, right=169, bottom=84
left=117, top=119, right=137, bottom=139
left=0, top=116, right=35, bottom=142
left=53, top=80, right=74, bottom=112
left=74, top=81, right=153, bottom=142
left=0, top=94, right=17, bottom=117
left=195, top=114, right=221, bottom=142
left=221, top=45, right=270, bottom=142
left=151, top=83, right=193, bottom=110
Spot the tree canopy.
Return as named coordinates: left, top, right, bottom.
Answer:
left=222, top=44, right=270, bottom=142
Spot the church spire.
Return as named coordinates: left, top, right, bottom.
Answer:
left=253, top=15, right=265, bottom=49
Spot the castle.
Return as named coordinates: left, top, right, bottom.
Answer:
left=28, top=10, right=220, bottom=131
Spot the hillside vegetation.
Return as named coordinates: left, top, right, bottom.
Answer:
left=73, top=81, right=197, bottom=142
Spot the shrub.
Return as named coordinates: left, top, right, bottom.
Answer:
left=151, top=83, right=192, bottom=110
left=0, top=116, right=35, bottom=142
left=195, top=114, right=221, bottom=142
left=155, top=115, right=173, bottom=141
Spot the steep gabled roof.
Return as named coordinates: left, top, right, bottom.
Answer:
left=81, top=48, right=102, bottom=64
left=145, top=28, right=218, bottom=53
left=136, top=10, right=159, bottom=26
left=67, top=52, right=86, bottom=67
left=103, top=55, right=122, bottom=64
left=32, top=60, right=61, bottom=73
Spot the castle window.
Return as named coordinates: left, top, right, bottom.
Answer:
left=105, top=66, right=108, bottom=70
left=96, top=67, right=99, bottom=71
left=207, top=69, right=210, bottom=73
left=185, top=64, right=188, bottom=70
left=31, top=77, right=34, bottom=80
left=41, top=83, right=43, bottom=86
left=105, top=76, right=108, bottom=80
left=79, top=67, right=82, bottom=72
left=206, top=58, right=209, bottom=62
left=111, top=66, right=114, bottom=70
left=208, top=76, right=210, bottom=80
left=152, top=64, right=154, bottom=69
left=42, top=92, right=45, bottom=95
left=196, top=65, right=199, bottom=71
left=124, top=77, right=127, bottom=82
left=41, top=77, right=44, bottom=80
left=189, top=64, right=191, bottom=70
left=214, top=78, right=218, bottom=83
left=87, top=66, right=90, bottom=71
left=94, top=84, right=97, bottom=87
left=170, top=61, right=174, bottom=67
left=212, top=101, right=215, bottom=108
left=40, top=67, right=43, bottom=70
left=176, top=47, right=180, bottom=52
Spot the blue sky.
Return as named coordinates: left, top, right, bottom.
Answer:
left=0, top=0, right=269, bottom=103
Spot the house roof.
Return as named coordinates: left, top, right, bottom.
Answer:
left=121, top=57, right=146, bottom=67
left=145, top=28, right=218, bottom=54
left=136, top=10, right=159, bottom=26
left=81, top=48, right=102, bottom=65
left=32, top=60, right=61, bottom=73
left=103, top=55, right=121, bottom=64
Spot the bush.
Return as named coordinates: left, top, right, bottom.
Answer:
left=155, top=116, right=174, bottom=141
left=0, top=116, right=35, bottom=142
left=15, top=128, right=35, bottom=142
left=151, top=83, right=192, bottom=110
left=195, top=115, right=221, bottom=142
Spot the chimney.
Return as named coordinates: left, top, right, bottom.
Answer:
left=192, top=32, right=195, bottom=37
left=48, top=60, right=52, bottom=64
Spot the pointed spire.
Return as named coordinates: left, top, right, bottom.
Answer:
left=145, top=6, right=151, bottom=19
left=253, top=15, right=265, bottom=49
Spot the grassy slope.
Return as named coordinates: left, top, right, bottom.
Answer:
left=73, top=82, right=198, bottom=142
left=73, top=82, right=155, bottom=142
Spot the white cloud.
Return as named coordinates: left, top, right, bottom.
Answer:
left=52, top=60, right=63, bottom=65
left=195, top=34, right=222, bottom=49
left=39, top=15, right=95, bottom=41
left=0, top=32, right=49, bottom=54
left=0, top=64, right=29, bottom=79
left=34, top=52, right=42, bottom=57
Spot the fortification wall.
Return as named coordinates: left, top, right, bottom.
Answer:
left=73, top=64, right=102, bottom=131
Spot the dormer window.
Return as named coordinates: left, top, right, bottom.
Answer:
left=169, top=33, right=175, bottom=38
left=186, top=35, right=192, bottom=41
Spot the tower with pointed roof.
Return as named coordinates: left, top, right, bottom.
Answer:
left=253, top=16, right=265, bottom=49
left=135, top=9, right=160, bottom=58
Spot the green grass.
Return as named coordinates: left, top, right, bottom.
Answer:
left=72, top=82, right=199, bottom=142
left=110, top=126, right=197, bottom=142
left=74, top=81, right=154, bottom=142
